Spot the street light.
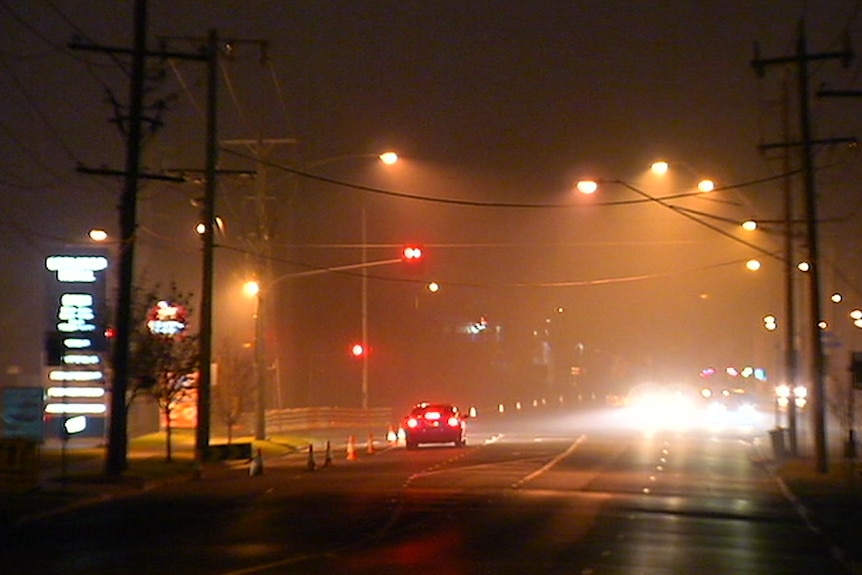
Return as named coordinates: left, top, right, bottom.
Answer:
left=299, top=151, right=399, bottom=411
left=746, top=259, right=762, bottom=271
left=649, top=159, right=715, bottom=193
left=242, top=279, right=265, bottom=440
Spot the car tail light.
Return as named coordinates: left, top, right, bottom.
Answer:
left=407, top=417, right=419, bottom=428
left=447, top=417, right=460, bottom=427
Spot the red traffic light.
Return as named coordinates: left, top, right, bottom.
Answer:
left=401, top=245, right=423, bottom=261
left=350, top=343, right=366, bottom=357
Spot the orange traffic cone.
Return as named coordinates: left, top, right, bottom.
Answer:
left=323, top=440, right=333, bottom=467
left=306, top=444, right=317, bottom=471
left=367, top=433, right=376, bottom=454
left=346, top=435, right=358, bottom=461
left=387, top=425, right=398, bottom=445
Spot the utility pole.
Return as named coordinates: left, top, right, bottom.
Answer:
left=222, top=137, right=296, bottom=440
left=110, top=0, right=146, bottom=476
left=753, top=21, right=853, bottom=473
left=72, top=7, right=214, bottom=474
left=780, top=72, right=799, bottom=457
left=71, top=0, right=155, bottom=475
left=194, top=29, right=219, bottom=473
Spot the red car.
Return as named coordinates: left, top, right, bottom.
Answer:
left=403, top=402, right=469, bottom=449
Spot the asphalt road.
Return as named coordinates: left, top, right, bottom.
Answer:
left=2, top=406, right=851, bottom=574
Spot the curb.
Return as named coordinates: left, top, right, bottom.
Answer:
left=751, top=437, right=862, bottom=575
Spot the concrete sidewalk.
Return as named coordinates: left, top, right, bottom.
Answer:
left=756, top=429, right=862, bottom=575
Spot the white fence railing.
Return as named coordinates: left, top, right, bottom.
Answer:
left=266, top=406, right=393, bottom=433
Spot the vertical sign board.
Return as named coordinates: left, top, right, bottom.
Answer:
left=44, top=252, right=109, bottom=439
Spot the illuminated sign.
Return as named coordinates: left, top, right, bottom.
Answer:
left=64, top=415, right=87, bottom=434
left=45, top=251, right=108, bottom=360
left=46, top=386, right=106, bottom=398
left=147, top=301, right=188, bottom=336
left=56, top=293, right=97, bottom=333
left=45, top=255, right=108, bottom=283
left=44, top=251, right=109, bottom=425
left=45, top=403, right=107, bottom=415
left=48, top=370, right=104, bottom=382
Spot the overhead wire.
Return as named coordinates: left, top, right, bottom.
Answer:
left=216, top=242, right=759, bottom=290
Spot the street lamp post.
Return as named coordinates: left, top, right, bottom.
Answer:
left=301, top=151, right=398, bottom=411
left=243, top=280, right=265, bottom=440
left=361, top=205, right=369, bottom=411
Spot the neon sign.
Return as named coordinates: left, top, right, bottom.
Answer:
left=45, top=255, right=108, bottom=283
left=147, top=301, right=188, bottom=336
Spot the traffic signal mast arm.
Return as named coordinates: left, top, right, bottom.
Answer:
left=277, top=257, right=402, bottom=281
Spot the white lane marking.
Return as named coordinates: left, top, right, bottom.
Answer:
left=512, top=434, right=587, bottom=489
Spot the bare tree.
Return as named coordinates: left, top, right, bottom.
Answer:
left=128, top=283, right=199, bottom=462
left=212, top=340, right=255, bottom=444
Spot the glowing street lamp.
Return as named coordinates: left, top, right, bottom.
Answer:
left=379, top=151, right=399, bottom=165
left=746, top=259, right=762, bottom=271
left=242, top=279, right=265, bottom=440
left=650, top=161, right=669, bottom=175
left=575, top=180, right=598, bottom=195
left=88, top=229, right=109, bottom=242
left=650, top=160, right=715, bottom=193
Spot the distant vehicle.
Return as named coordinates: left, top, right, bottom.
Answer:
left=705, top=389, right=760, bottom=429
left=403, top=402, right=469, bottom=449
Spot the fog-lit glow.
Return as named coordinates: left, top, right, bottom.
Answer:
left=243, top=280, right=260, bottom=297
left=745, top=259, right=761, bottom=271
left=831, top=292, right=842, bottom=303
left=88, top=229, right=108, bottom=242
left=196, top=216, right=225, bottom=236
left=797, top=261, right=810, bottom=272
left=576, top=180, right=598, bottom=194
left=697, top=179, right=715, bottom=192
left=650, top=161, right=669, bottom=175
left=379, top=151, right=399, bottom=165
left=741, top=220, right=758, bottom=231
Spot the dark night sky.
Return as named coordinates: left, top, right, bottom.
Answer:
left=2, top=1, right=861, bottom=408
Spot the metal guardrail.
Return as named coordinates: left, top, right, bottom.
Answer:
left=266, top=407, right=393, bottom=433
